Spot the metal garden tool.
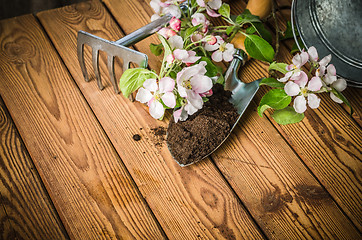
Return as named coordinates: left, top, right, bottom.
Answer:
left=77, top=15, right=172, bottom=95
left=167, top=49, right=262, bottom=167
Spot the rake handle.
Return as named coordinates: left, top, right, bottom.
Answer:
left=115, top=14, right=173, bottom=47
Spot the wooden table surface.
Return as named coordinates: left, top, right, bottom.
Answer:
left=0, top=0, right=361, bottom=239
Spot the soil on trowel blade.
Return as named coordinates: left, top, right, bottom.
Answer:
left=167, top=84, right=239, bottom=166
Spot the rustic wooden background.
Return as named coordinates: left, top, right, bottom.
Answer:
left=0, top=0, right=85, bottom=20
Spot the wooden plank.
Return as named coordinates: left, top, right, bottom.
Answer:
left=0, top=15, right=166, bottom=239
left=236, top=0, right=362, bottom=229
left=37, top=1, right=265, bottom=239
left=101, top=0, right=360, bottom=239
left=0, top=98, right=68, bottom=239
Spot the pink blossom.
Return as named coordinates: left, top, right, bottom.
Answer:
left=135, top=77, right=176, bottom=119
left=324, top=64, right=337, bottom=84
left=173, top=49, right=201, bottom=65
left=169, top=17, right=181, bottom=31
left=286, top=51, right=309, bottom=70
left=204, top=36, right=235, bottom=62
left=174, top=61, right=213, bottom=121
left=196, top=0, right=222, bottom=17
left=284, top=76, right=322, bottom=113
left=191, top=13, right=210, bottom=31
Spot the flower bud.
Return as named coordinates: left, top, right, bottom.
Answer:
left=205, top=35, right=217, bottom=45
left=169, top=17, right=181, bottom=31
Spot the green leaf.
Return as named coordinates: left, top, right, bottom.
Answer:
left=245, top=26, right=256, bottom=34
left=269, top=62, right=288, bottom=74
left=244, top=34, right=275, bottom=63
left=260, top=77, right=285, bottom=88
left=331, top=88, right=354, bottom=115
left=252, top=22, right=272, bottom=44
left=272, top=106, right=304, bottom=125
left=149, top=43, right=163, bottom=56
left=119, top=68, right=157, bottom=97
left=158, top=34, right=172, bottom=56
left=281, top=21, right=298, bottom=40
left=235, top=9, right=261, bottom=25
left=257, top=89, right=291, bottom=116
left=219, top=3, right=230, bottom=18
left=184, top=24, right=201, bottom=41
left=226, top=25, right=236, bottom=35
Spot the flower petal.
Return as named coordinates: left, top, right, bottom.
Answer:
left=196, top=0, right=205, bottom=7
left=211, top=50, right=223, bottom=62
left=292, top=71, right=308, bottom=87
left=293, top=95, right=307, bottom=113
left=307, top=93, right=320, bottom=109
left=308, top=76, right=322, bottom=91
left=162, top=5, right=181, bottom=18
left=206, top=8, right=221, bottom=17
left=308, top=46, right=318, bottom=62
left=161, top=92, right=176, bottom=108
left=159, top=77, right=175, bottom=93
left=174, top=49, right=189, bottom=60
left=332, top=78, right=347, bottom=92
left=330, top=92, right=343, bottom=103
left=327, top=64, right=336, bottom=76
left=292, top=51, right=308, bottom=68
left=204, top=42, right=220, bottom=51
left=324, top=74, right=337, bottom=85
left=284, top=81, right=300, bottom=96
left=186, top=90, right=203, bottom=110
left=185, top=101, right=199, bottom=115
left=143, top=78, right=158, bottom=92
left=190, top=75, right=213, bottom=93
left=278, top=71, right=293, bottom=82
left=208, top=0, right=222, bottom=9
left=149, top=100, right=165, bottom=119
left=168, top=35, right=183, bottom=49
left=135, top=87, right=153, bottom=103
left=319, top=54, right=331, bottom=67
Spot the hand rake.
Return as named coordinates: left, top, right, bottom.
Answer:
left=77, top=14, right=173, bottom=97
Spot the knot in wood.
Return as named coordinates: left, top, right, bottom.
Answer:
left=3, top=38, right=35, bottom=64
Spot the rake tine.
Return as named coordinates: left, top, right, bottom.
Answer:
left=92, top=48, right=103, bottom=90
left=77, top=38, right=89, bottom=82
left=107, top=55, right=120, bottom=94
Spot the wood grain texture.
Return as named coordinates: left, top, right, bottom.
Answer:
left=103, top=0, right=361, bottom=238
left=240, top=0, right=362, bottom=230
left=0, top=99, right=68, bottom=240
left=37, top=0, right=264, bottom=239
left=0, top=15, right=166, bottom=239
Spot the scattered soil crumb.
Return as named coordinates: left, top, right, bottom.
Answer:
left=150, top=126, right=166, bottom=146
left=167, top=84, right=238, bottom=166
left=132, top=134, right=141, bottom=141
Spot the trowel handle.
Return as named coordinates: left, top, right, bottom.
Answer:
left=224, top=49, right=248, bottom=91
left=115, top=14, right=173, bottom=47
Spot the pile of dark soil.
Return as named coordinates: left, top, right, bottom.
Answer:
left=167, top=84, right=238, bottom=166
